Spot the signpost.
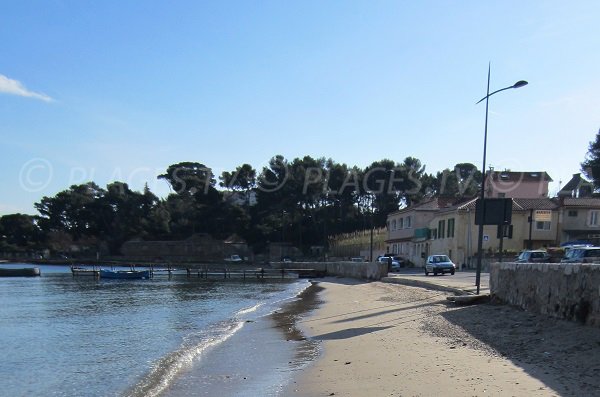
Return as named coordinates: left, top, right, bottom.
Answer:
left=534, top=210, right=552, bottom=222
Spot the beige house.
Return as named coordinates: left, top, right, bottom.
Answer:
left=386, top=197, right=461, bottom=267
left=486, top=171, right=552, bottom=198
left=426, top=198, right=559, bottom=267
left=386, top=196, right=560, bottom=268
left=557, top=197, right=600, bottom=245
left=555, top=173, right=600, bottom=245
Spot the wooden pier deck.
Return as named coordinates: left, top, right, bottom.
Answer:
left=70, top=265, right=325, bottom=280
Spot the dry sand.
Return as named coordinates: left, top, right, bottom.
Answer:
left=284, top=279, right=600, bottom=397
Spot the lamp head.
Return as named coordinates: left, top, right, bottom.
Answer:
left=512, top=80, right=528, bottom=89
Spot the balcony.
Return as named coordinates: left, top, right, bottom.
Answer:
left=413, top=228, right=430, bottom=241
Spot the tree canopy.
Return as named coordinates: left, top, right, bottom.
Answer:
left=582, top=129, right=600, bottom=190
left=2, top=154, right=483, bottom=256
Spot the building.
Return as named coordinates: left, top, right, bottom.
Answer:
left=385, top=197, right=462, bottom=266
left=486, top=171, right=552, bottom=198
left=555, top=173, right=600, bottom=245
left=557, top=198, right=600, bottom=245
left=385, top=170, right=568, bottom=267
left=425, top=198, right=559, bottom=267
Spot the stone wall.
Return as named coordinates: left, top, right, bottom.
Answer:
left=490, top=262, right=600, bottom=327
left=272, top=261, right=388, bottom=280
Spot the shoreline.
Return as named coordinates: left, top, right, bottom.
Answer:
left=284, top=279, right=600, bottom=396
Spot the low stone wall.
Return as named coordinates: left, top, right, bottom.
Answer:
left=272, top=261, right=388, bottom=280
left=490, top=262, right=600, bottom=327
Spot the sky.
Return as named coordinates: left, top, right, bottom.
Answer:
left=1, top=1, right=599, bottom=215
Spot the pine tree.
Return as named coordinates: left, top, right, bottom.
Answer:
left=582, top=129, right=600, bottom=190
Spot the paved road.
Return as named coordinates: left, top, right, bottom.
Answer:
left=385, top=268, right=490, bottom=295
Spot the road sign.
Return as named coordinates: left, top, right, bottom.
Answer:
left=475, top=198, right=512, bottom=225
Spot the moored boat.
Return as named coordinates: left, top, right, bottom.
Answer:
left=71, top=266, right=100, bottom=277
left=0, top=267, right=41, bottom=277
left=99, top=269, right=151, bottom=280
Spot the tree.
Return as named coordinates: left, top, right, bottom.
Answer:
left=582, top=129, right=600, bottom=190
left=35, top=182, right=106, bottom=239
left=433, top=163, right=481, bottom=198
left=158, top=162, right=216, bottom=196
left=0, top=213, right=44, bottom=249
left=220, top=163, right=257, bottom=206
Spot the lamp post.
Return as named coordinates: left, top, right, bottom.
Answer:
left=475, top=64, right=527, bottom=294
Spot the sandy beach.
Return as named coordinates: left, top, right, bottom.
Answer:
left=284, top=279, right=600, bottom=397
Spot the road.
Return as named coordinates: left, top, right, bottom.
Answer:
left=385, top=268, right=490, bottom=295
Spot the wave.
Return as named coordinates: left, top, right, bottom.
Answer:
left=236, top=303, right=262, bottom=316
left=123, top=279, right=312, bottom=397
left=124, top=320, right=244, bottom=397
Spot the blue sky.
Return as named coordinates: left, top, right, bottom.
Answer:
left=1, top=1, right=599, bottom=215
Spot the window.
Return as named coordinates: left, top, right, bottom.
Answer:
left=438, top=220, right=445, bottom=239
left=585, top=249, right=600, bottom=258
left=405, top=216, right=412, bottom=228
left=399, top=218, right=404, bottom=229
left=447, top=218, right=455, bottom=238
left=392, top=220, right=396, bottom=230
left=589, top=210, right=599, bottom=226
left=568, top=210, right=578, bottom=217
left=536, top=221, right=551, bottom=231
left=432, top=229, right=438, bottom=239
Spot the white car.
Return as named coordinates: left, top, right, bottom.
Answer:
left=425, top=255, right=456, bottom=276
left=376, top=256, right=402, bottom=272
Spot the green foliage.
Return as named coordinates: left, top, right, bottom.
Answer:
left=0, top=155, right=483, bottom=256
left=432, top=163, right=481, bottom=198
left=582, top=129, right=600, bottom=190
left=0, top=213, right=44, bottom=250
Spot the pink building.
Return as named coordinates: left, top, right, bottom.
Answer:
left=485, top=171, right=552, bottom=199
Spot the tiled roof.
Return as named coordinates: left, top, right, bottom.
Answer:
left=455, top=197, right=558, bottom=212
left=560, top=173, right=592, bottom=192
left=513, top=198, right=559, bottom=210
left=562, top=198, right=600, bottom=208
left=390, top=196, right=470, bottom=215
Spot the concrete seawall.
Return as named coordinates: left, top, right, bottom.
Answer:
left=490, top=262, right=600, bottom=327
left=271, top=261, right=388, bottom=280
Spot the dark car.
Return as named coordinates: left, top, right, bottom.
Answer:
left=425, top=255, right=456, bottom=276
left=515, top=250, right=551, bottom=263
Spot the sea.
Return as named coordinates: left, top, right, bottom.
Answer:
left=0, top=263, right=320, bottom=397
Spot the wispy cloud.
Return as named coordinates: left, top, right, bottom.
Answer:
left=0, top=74, right=53, bottom=102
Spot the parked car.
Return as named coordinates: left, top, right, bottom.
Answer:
left=224, top=254, right=243, bottom=262
left=376, top=255, right=402, bottom=272
left=560, top=247, right=600, bottom=263
left=425, top=255, right=456, bottom=276
left=515, top=250, right=551, bottom=263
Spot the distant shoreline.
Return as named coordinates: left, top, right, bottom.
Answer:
left=5, top=258, right=267, bottom=269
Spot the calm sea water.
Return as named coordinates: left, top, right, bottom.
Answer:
left=0, top=264, right=317, bottom=397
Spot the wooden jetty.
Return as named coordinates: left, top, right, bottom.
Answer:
left=69, top=263, right=326, bottom=281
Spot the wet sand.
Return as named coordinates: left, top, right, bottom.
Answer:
left=285, top=279, right=600, bottom=396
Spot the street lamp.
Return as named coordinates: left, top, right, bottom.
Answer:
left=475, top=64, right=527, bottom=294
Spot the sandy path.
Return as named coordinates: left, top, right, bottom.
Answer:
left=284, top=279, right=600, bottom=397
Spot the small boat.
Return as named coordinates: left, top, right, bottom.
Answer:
left=99, top=269, right=151, bottom=280
left=71, top=266, right=100, bottom=277
left=0, top=267, right=41, bottom=277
